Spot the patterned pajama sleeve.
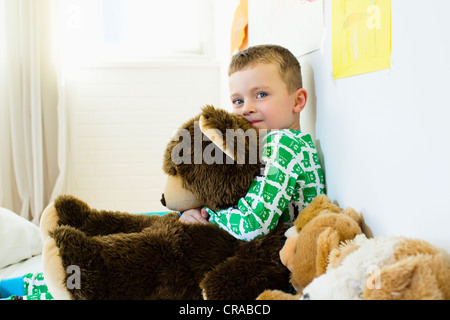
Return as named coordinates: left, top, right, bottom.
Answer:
left=0, top=273, right=53, bottom=300
left=206, top=130, right=325, bottom=241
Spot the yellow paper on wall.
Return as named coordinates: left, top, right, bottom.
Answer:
left=332, top=0, right=391, bottom=79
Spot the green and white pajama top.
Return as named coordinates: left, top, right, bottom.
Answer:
left=206, top=129, right=325, bottom=241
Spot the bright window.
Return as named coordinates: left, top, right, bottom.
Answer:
left=60, top=0, right=212, bottom=64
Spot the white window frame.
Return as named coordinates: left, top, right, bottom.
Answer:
left=59, top=0, right=216, bottom=68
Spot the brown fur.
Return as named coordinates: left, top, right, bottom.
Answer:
left=162, top=105, right=262, bottom=211
left=41, top=106, right=289, bottom=300
left=45, top=195, right=288, bottom=300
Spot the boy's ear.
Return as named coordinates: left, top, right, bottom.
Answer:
left=293, top=88, right=307, bottom=113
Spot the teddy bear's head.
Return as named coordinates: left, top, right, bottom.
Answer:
left=300, top=235, right=450, bottom=300
left=161, top=105, right=262, bottom=212
left=280, top=195, right=365, bottom=292
left=360, top=236, right=450, bottom=300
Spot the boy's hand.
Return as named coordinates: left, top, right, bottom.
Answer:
left=179, top=207, right=210, bottom=224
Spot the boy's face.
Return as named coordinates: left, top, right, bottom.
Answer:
left=229, top=63, right=306, bottom=131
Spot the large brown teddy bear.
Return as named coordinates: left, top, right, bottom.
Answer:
left=39, top=106, right=290, bottom=300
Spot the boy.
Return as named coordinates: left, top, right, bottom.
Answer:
left=180, top=45, right=325, bottom=241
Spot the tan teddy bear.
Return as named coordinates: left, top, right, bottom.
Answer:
left=258, top=195, right=450, bottom=300
left=258, top=195, right=367, bottom=299
left=300, top=234, right=450, bottom=300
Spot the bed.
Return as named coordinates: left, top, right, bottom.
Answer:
left=0, top=207, right=171, bottom=300
left=0, top=207, right=43, bottom=281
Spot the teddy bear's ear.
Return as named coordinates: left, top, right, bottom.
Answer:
left=342, top=207, right=374, bottom=238
left=327, top=240, right=361, bottom=270
left=341, top=207, right=362, bottom=225
left=315, top=227, right=341, bottom=276
left=294, top=195, right=341, bottom=232
left=199, top=115, right=236, bottom=162
left=362, top=255, right=444, bottom=300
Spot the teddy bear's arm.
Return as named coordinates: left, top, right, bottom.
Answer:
left=200, top=256, right=289, bottom=300
left=200, top=224, right=289, bottom=300
left=42, top=195, right=179, bottom=237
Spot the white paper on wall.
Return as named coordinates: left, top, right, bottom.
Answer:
left=248, top=0, right=325, bottom=57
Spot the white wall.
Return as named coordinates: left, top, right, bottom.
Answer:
left=63, top=0, right=239, bottom=213
left=63, top=0, right=450, bottom=251
left=214, top=0, right=240, bottom=108
left=65, top=64, right=220, bottom=213
left=301, top=0, right=450, bottom=250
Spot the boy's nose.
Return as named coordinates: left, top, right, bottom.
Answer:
left=242, top=102, right=256, bottom=115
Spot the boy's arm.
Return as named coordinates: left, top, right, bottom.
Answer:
left=205, top=131, right=306, bottom=241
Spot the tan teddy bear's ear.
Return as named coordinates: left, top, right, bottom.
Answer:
left=327, top=240, right=361, bottom=270
left=294, top=195, right=341, bottom=232
left=315, top=227, right=341, bottom=276
left=363, top=255, right=445, bottom=300
left=342, top=207, right=374, bottom=238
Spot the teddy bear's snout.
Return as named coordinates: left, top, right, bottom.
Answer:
left=160, top=193, right=166, bottom=206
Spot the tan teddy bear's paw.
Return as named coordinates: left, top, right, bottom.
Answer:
left=42, top=238, right=73, bottom=300
left=39, top=202, right=59, bottom=242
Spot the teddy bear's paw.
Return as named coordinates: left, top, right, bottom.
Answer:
left=51, top=225, right=99, bottom=257
left=42, top=237, right=74, bottom=300
left=40, top=202, right=59, bottom=242
left=202, top=289, right=208, bottom=300
left=46, top=226, right=104, bottom=300
left=40, top=195, right=93, bottom=241
left=53, top=195, right=93, bottom=229
left=257, top=289, right=302, bottom=300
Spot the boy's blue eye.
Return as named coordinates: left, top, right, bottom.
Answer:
left=233, top=99, right=244, bottom=105
left=256, top=92, right=268, bottom=99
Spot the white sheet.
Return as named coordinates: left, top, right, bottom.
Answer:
left=0, top=254, right=42, bottom=279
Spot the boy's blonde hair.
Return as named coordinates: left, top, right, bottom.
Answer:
left=228, top=45, right=302, bottom=94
